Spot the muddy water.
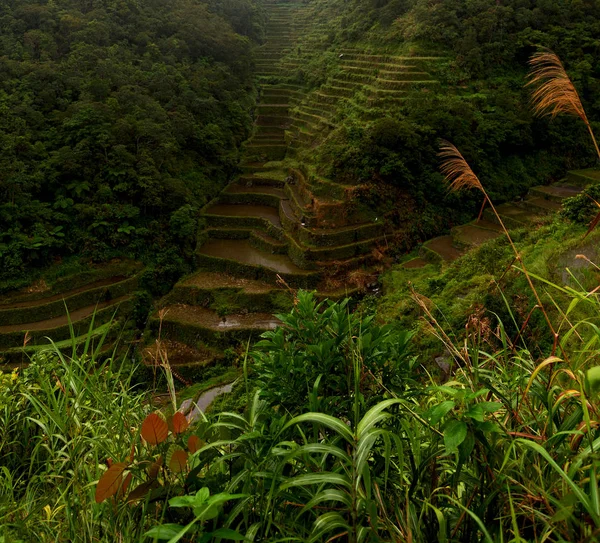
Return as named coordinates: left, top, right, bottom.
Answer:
left=187, top=383, right=234, bottom=422
left=199, top=239, right=309, bottom=275
left=456, top=225, right=502, bottom=246
left=425, top=236, right=464, bottom=262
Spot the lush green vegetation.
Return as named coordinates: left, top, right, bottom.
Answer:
left=300, top=0, right=600, bottom=237
left=2, top=262, right=600, bottom=541
left=2, top=1, right=600, bottom=541
left=0, top=0, right=263, bottom=287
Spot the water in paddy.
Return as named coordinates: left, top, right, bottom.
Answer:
left=187, top=383, right=234, bottom=422
left=199, top=239, right=310, bottom=275
left=205, top=204, right=282, bottom=227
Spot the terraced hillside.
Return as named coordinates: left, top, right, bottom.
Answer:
left=0, top=261, right=142, bottom=367
left=406, top=170, right=597, bottom=268
left=145, top=0, right=404, bottom=381
left=143, top=1, right=596, bottom=388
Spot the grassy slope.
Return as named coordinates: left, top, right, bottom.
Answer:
left=375, top=216, right=600, bottom=360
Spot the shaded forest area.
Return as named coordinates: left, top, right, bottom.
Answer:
left=0, top=0, right=264, bottom=289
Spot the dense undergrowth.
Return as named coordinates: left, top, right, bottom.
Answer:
left=2, top=220, right=600, bottom=541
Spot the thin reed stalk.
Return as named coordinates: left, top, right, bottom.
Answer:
left=438, top=141, right=562, bottom=355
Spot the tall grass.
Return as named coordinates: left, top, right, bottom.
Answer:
left=0, top=336, right=150, bottom=541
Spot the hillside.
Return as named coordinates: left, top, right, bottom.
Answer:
left=2, top=1, right=600, bottom=542
left=0, top=0, right=261, bottom=290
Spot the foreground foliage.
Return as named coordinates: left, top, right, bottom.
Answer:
left=2, top=280, right=600, bottom=541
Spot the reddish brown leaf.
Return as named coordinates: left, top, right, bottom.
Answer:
left=116, top=472, right=133, bottom=500
left=584, top=210, right=600, bottom=239
left=169, top=449, right=188, bottom=473
left=141, top=413, right=169, bottom=445
left=172, top=412, right=189, bottom=435
left=95, top=462, right=129, bottom=503
left=126, top=480, right=159, bottom=503
left=148, top=456, right=163, bottom=480
left=187, top=434, right=202, bottom=454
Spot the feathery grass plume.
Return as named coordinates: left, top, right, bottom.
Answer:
left=438, top=141, right=483, bottom=192
left=527, top=49, right=600, bottom=159
left=528, top=50, right=600, bottom=240
left=438, top=141, right=562, bottom=356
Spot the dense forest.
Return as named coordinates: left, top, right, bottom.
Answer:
left=0, top=0, right=262, bottom=287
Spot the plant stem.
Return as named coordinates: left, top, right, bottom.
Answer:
left=483, top=193, right=562, bottom=357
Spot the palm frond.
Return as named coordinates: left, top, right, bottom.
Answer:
left=527, top=51, right=587, bottom=123
left=438, top=140, right=483, bottom=193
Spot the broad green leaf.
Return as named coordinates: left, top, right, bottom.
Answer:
left=169, top=496, right=197, bottom=508
left=426, top=401, right=455, bottom=425
left=479, top=401, right=503, bottom=412
left=144, top=524, right=186, bottom=539
left=444, top=420, right=467, bottom=454
left=284, top=413, right=353, bottom=443
left=281, top=472, right=351, bottom=490
left=210, top=528, right=246, bottom=540
left=465, top=405, right=484, bottom=422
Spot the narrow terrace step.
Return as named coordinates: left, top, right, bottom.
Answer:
left=484, top=203, right=541, bottom=228
left=238, top=174, right=286, bottom=188
left=299, top=105, right=335, bottom=118
left=144, top=340, right=223, bottom=369
left=245, top=143, right=288, bottom=161
left=159, top=305, right=280, bottom=333
left=0, top=276, right=127, bottom=309
left=0, top=295, right=132, bottom=350
left=203, top=204, right=282, bottom=228
left=0, top=275, right=138, bottom=327
left=1, top=322, right=116, bottom=367
left=329, top=78, right=361, bottom=90
left=255, top=126, right=286, bottom=138
left=196, top=239, right=318, bottom=288
left=0, top=296, right=130, bottom=335
left=251, top=137, right=286, bottom=145
left=178, top=271, right=280, bottom=294
left=154, top=305, right=281, bottom=350
left=256, top=115, right=293, bottom=128
left=401, top=257, right=429, bottom=269
left=520, top=197, right=562, bottom=214
left=529, top=184, right=584, bottom=202
left=567, top=169, right=600, bottom=186
left=221, top=184, right=285, bottom=206
left=373, top=79, right=437, bottom=91
left=422, top=235, right=464, bottom=263
left=292, top=110, right=335, bottom=129
left=452, top=223, right=502, bottom=248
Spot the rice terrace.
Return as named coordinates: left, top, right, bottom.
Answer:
left=1, top=1, right=600, bottom=541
